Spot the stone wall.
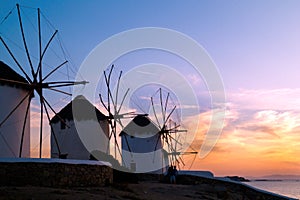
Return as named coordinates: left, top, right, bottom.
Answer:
left=0, top=162, right=113, bottom=187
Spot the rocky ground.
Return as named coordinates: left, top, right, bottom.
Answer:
left=0, top=175, right=294, bottom=200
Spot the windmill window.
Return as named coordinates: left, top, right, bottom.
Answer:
left=61, top=121, right=66, bottom=129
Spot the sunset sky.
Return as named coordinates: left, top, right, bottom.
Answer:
left=1, top=0, right=300, bottom=177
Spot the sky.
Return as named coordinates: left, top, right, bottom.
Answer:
left=0, top=0, right=300, bottom=177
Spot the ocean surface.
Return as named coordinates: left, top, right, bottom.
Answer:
left=245, top=180, right=300, bottom=199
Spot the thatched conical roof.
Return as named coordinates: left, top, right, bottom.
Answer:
left=50, top=95, right=106, bottom=123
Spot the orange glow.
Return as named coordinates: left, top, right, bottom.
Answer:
left=184, top=108, right=300, bottom=177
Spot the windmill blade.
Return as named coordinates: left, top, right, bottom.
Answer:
left=117, top=88, right=130, bottom=114
left=168, top=123, right=181, bottom=131
left=0, top=78, right=30, bottom=87
left=159, top=88, right=166, bottom=123
left=116, top=117, right=124, bottom=129
left=164, top=131, right=187, bottom=169
left=187, top=152, right=198, bottom=170
left=47, top=88, right=72, bottom=96
left=183, top=151, right=198, bottom=155
left=107, top=124, right=114, bottom=140
left=42, top=60, right=68, bottom=81
left=169, top=150, right=185, bottom=169
left=169, top=124, right=190, bottom=169
left=186, top=156, right=196, bottom=170
left=42, top=100, right=61, bottom=156
left=35, top=30, right=58, bottom=77
left=173, top=123, right=179, bottom=154
left=0, top=36, right=32, bottom=83
left=168, top=150, right=198, bottom=170
left=151, top=96, right=161, bottom=129
left=103, top=71, right=111, bottom=114
left=103, top=66, right=116, bottom=110
left=167, top=133, right=183, bottom=146
left=39, top=94, right=43, bottom=158
left=0, top=6, right=14, bottom=25
left=0, top=131, right=16, bottom=157
left=164, top=92, right=170, bottom=120
left=178, top=154, right=185, bottom=166
left=169, top=129, right=187, bottom=133
left=42, top=96, right=69, bottom=128
left=164, top=105, right=176, bottom=125
left=18, top=92, right=32, bottom=157
left=117, top=111, right=136, bottom=117
left=0, top=90, right=32, bottom=127
left=16, top=4, right=34, bottom=77
left=115, top=70, right=123, bottom=111
left=38, top=7, right=42, bottom=82
left=41, top=30, right=58, bottom=59
left=107, top=64, right=114, bottom=81
left=178, top=156, right=185, bottom=168
left=99, top=94, right=109, bottom=113
left=46, top=80, right=88, bottom=88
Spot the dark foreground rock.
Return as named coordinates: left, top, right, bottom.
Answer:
left=0, top=161, right=112, bottom=187
left=225, top=176, right=250, bottom=182
left=0, top=175, right=295, bottom=200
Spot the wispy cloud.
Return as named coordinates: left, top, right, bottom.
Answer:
left=180, top=88, right=300, bottom=176
left=228, top=88, right=300, bottom=110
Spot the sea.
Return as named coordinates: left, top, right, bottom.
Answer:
left=179, top=171, right=300, bottom=199
left=245, top=180, right=300, bottom=199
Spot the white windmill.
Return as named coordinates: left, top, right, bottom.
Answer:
left=120, top=87, right=197, bottom=173
left=149, top=88, right=197, bottom=170
left=0, top=4, right=87, bottom=158
left=98, top=65, right=142, bottom=168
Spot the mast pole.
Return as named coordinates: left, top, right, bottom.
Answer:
left=38, top=7, right=43, bottom=158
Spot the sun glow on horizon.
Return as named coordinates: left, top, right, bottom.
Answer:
left=183, top=88, right=300, bottom=177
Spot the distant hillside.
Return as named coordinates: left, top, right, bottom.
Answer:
left=249, top=174, right=300, bottom=180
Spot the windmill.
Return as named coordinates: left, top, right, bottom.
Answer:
left=0, top=4, right=87, bottom=158
left=98, top=65, right=142, bottom=165
left=150, top=88, right=197, bottom=170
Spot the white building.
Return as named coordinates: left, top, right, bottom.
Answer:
left=50, top=95, right=109, bottom=160
left=120, top=115, right=168, bottom=173
left=0, top=61, right=31, bottom=158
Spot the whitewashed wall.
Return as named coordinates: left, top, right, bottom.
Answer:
left=51, top=119, right=109, bottom=160
left=0, top=84, right=30, bottom=157
left=122, top=134, right=168, bottom=173
left=121, top=123, right=168, bottom=173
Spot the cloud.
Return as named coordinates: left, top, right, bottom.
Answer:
left=234, top=110, right=300, bottom=138
left=180, top=88, right=300, bottom=175
left=186, top=73, right=203, bottom=86
left=238, top=124, right=280, bottom=138
left=228, top=88, right=300, bottom=110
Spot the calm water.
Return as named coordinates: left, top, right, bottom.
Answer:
left=246, top=180, right=300, bottom=199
